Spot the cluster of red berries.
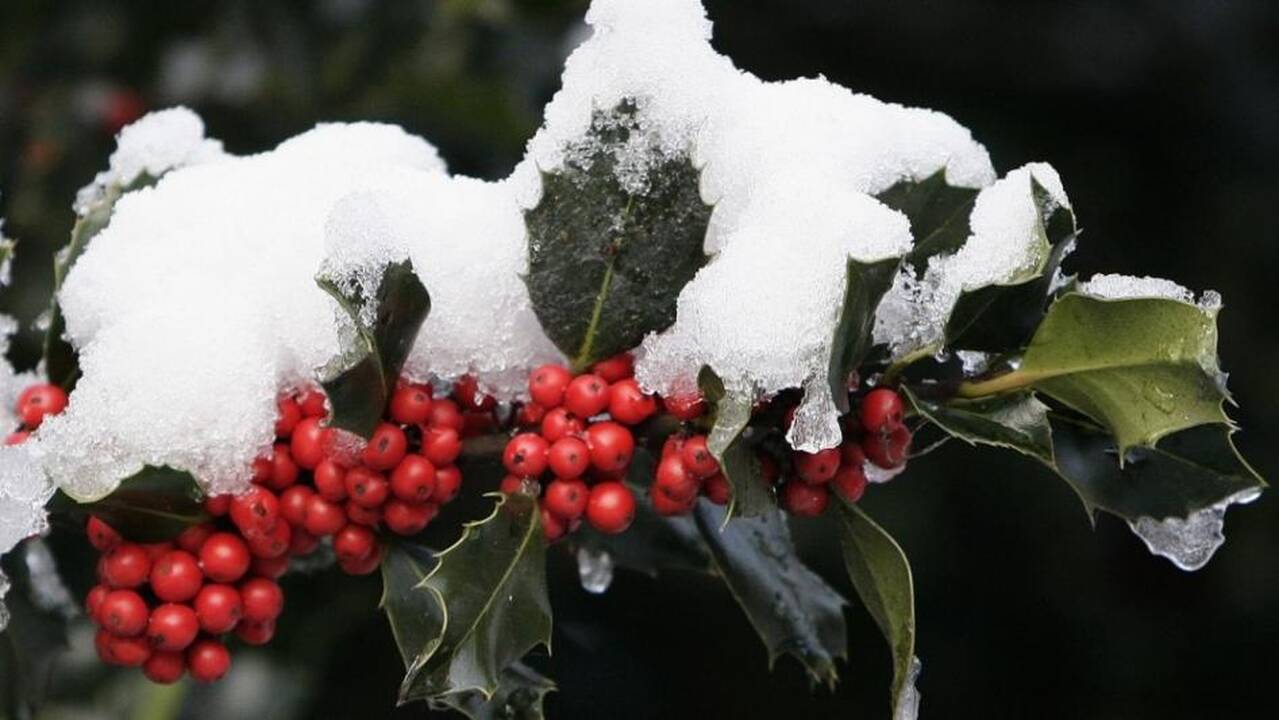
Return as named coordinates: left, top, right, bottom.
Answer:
left=6, top=382, right=69, bottom=445
left=83, top=513, right=275, bottom=683
left=774, top=387, right=910, bottom=517
left=501, top=355, right=667, bottom=541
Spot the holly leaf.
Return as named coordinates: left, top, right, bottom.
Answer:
left=945, top=178, right=1077, bottom=353
left=427, top=661, right=556, bottom=720
left=693, top=502, right=847, bottom=688
left=698, top=367, right=773, bottom=521
left=828, top=256, right=902, bottom=413
left=317, top=259, right=431, bottom=438
left=46, top=465, right=208, bottom=541
left=1049, top=419, right=1264, bottom=523
left=835, top=502, right=919, bottom=720
left=43, top=174, right=157, bottom=391
left=387, top=493, right=551, bottom=705
left=903, top=386, right=1053, bottom=465
left=876, top=168, right=979, bottom=273
left=1, top=542, right=71, bottom=719
left=524, top=102, right=712, bottom=371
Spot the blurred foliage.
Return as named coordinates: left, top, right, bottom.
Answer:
left=3, top=1, right=1279, bottom=719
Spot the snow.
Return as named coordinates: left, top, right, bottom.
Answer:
left=0, top=445, right=54, bottom=630
left=1127, top=488, right=1262, bottom=571
left=1079, top=272, right=1223, bottom=312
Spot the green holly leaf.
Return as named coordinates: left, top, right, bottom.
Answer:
left=43, top=174, right=157, bottom=391
left=1, top=542, right=71, bottom=719
left=1049, top=419, right=1264, bottom=523
left=693, top=502, right=847, bottom=688
left=524, top=102, right=712, bottom=371
left=317, top=259, right=431, bottom=438
left=46, top=465, right=208, bottom=541
left=876, top=168, right=979, bottom=273
left=945, top=178, right=1078, bottom=352
left=835, top=501, right=918, bottom=720
left=903, top=386, right=1053, bottom=465
left=698, top=367, right=773, bottom=521
left=962, top=293, right=1228, bottom=456
left=828, top=256, right=902, bottom=413
left=385, top=493, right=551, bottom=705
left=427, top=661, right=556, bottom=720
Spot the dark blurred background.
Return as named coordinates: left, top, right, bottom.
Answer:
left=2, top=1, right=1277, bottom=718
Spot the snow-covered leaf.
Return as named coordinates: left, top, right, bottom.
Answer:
left=698, top=367, right=772, bottom=520
left=46, top=465, right=208, bottom=542
left=387, top=493, right=551, bottom=705
left=427, top=660, right=556, bottom=720
left=835, top=501, right=918, bottom=720
left=318, top=259, right=431, bottom=438
left=828, top=256, right=901, bottom=413
left=903, top=387, right=1053, bottom=465
left=876, top=169, right=978, bottom=273
left=524, top=103, right=712, bottom=371
left=693, top=502, right=847, bottom=689
left=0, top=543, right=70, bottom=718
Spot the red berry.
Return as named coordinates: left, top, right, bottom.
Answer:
left=499, top=474, right=529, bottom=495
left=564, top=374, right=610, bottom=419
left=94, top=628, right=118, bottom=665
left=187, top=639, right=231, bottom=683
left=344, top=467, right=389, bottom=509
left=859, top=388, right=905, bottom=435
left=781, top=481, right=829, bottom=517
left=252, top=554, right=290, bottom=579
left=17, top=383, right=68, bottom=428
left=679, top=435, right=720, bottom=479
left=586, top=481, right=636, bottom=534
left=338, top=543, right=384, bottom=575
left=204, top=494, right=231, bottom=517
left=279, top=485, right=314, bottom=527
left=297, top=388, right=328, bottom=417
left=239, top=577, right=284, bottom=622
left=654, top=455, right=698, bottom=503
left=140, top=542, right=175, bottom=562
left=108, top=634, right=153, bottom=667
left=4, top=431, right=29, bottom=445
left=230, top=487, right=280, bottom=536
left=313, top=459, right=348, bottom=502
left=547, top=437, right=590, bottom=480
left=290, top=417, right=331, bottom=470
left=199, top=532, right=251, bottom=583
left=453, top=374, right=496, bottom=411
left=528, top=364, right=572, bottom=408
left=275, top=396, right=302, bottom=437
left=793, top=448, right=841, bottom=485
left=515, top=403, right=547, bottom=427
left=99, top=589, right=149, bottom=636
left=86, top=584, right=110, bottom=619
left=585, top=422, right=634, bottom=473
left=334, top=524, right=376, bottom=565
left=86, top=516, right=121, bottom=551
left=592, top=353, right=634, bottom=383
left=607, top=379, right=656, bottom=425
left=427, top=398, right=465, bottom=432
left=544, top=478, right=589, bottom=520
left=461, top=410, right=497, bottom=438
left=832, top=465, right=868, bottom=503
left=346, top=499, right=382, bottom=527
left=362, top=422, right=408, bottom=471
left=422, top=427, right=462, bottom=466
left=703, top=473, right=731, bottom=505
left=194, top=584, right=242, bottom=634
left=863, top=425, right=911, bottom=469
left=176, top=523, right=214, bottom=555
left=251, top=456, right=273, bottom=485
left=288, top=528, right=319, bottom=556
left=384, top=499, right=437, bottom=535
left=390, top=455, right=437, bottom=503
left=840, top=442, right=866, bottom=468
left=661, top=434, right=686, bottom=459
left=101, top=543, right=152, bottom=588
left=540, top=407, right=584, bottom=443
left=541, top=505, right=568, bottom=542
left=236, top=619, right=277, bottom=646
left=431, top=465, right=463, bottom=504
left=301, top=496, right=344, bottom=534
left=150, top=550, right=203, bottom=603
left=246, top=518, right=292, bottom=559
left=143, top=650, right=186, bottom=684
left=662, top=392, right=705, bottom=421
left=146, top=603, right=199, bottom=652
left=267, top=444, right=299, bottom=490
left=390, top=384, right=434, bottom=425
left=503, top=433, right=549, bottom=477
left=651, top=485, right=695, bottom=516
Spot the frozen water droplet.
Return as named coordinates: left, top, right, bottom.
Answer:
left=894, top=657, right=922, bottom=720
left=955, top=350, right=991, bottom=376
left=576, top=546, right=614, bottom=594
left=1140, top=382, right=1176, bottom=414
left=1127, top=488, right=1261, bottom=571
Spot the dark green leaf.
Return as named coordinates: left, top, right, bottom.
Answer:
left=318, top=259, right=431, bottom=438
left=1049, top=420, right=1264, bottom=523
left=903, top=386, right=1053, bottom=464
left=835, top=502, right=918, bottom=720
left=43, top=174, right=157, bottom=391
left=1, top=542, right=71, bottom=719
left=945, top=178, right=1078, bottom=353
left=524, top=102, right=712, bottom=371
left=876, top=168, right=979, bottom=273
left=387, top=493, right=551, bottom=705
left=428, top=661, right=556, bottom=720
left=46, top=465, right=208, bottom=542
left=694, top=502, right=847, bottom=688
left=828, top=256, right=902, bottom=413
left=698, top=367, right=773, bottom=521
